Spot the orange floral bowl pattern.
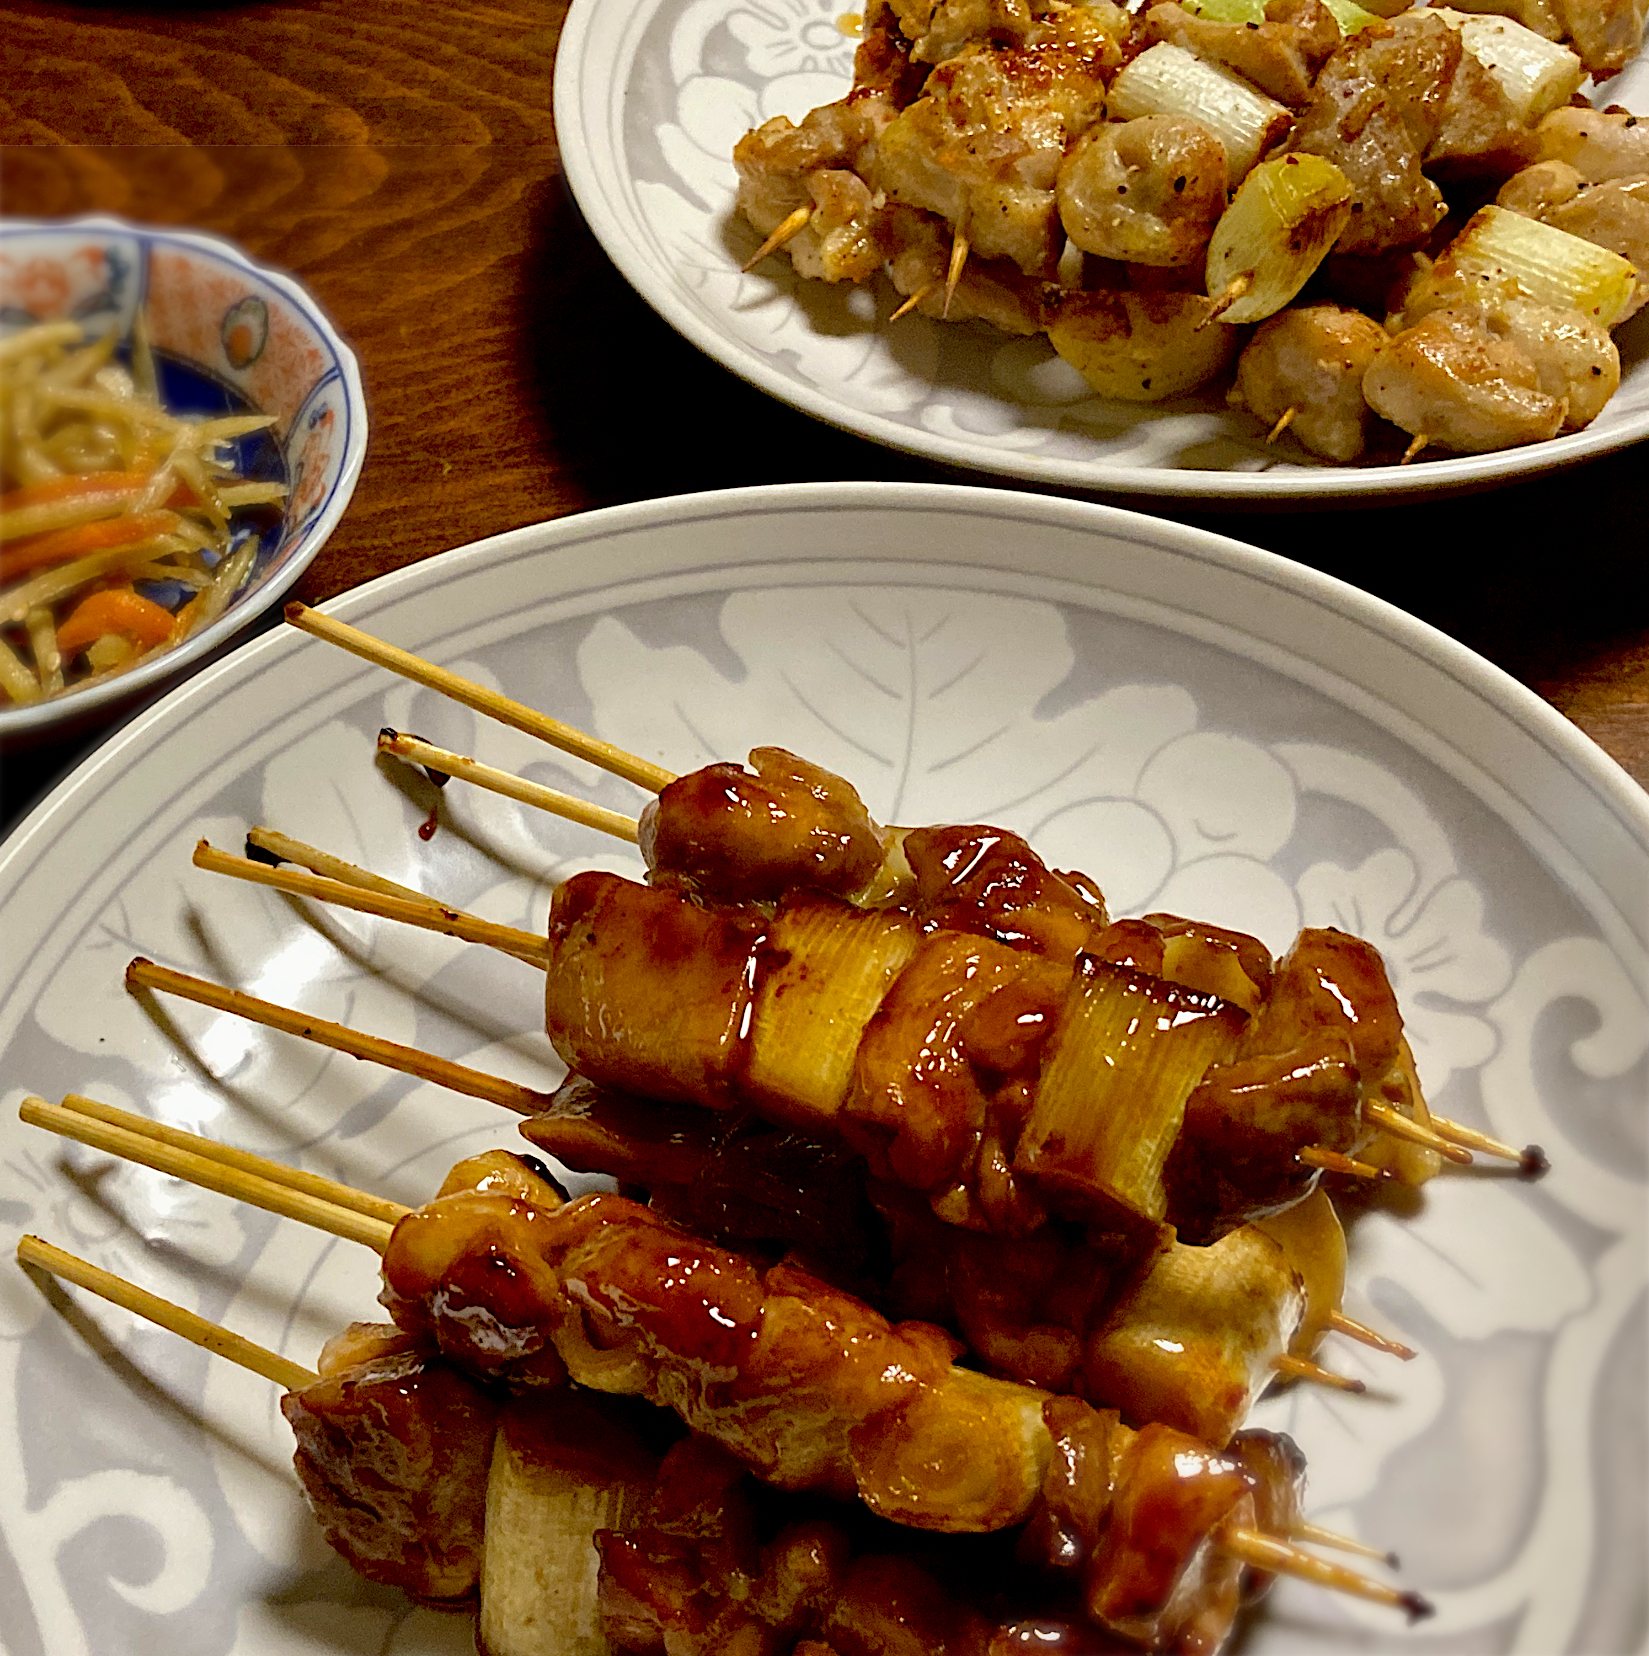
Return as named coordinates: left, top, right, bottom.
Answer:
left=0, top=216, right=368, bottom=735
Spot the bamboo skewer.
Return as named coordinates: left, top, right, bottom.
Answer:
left=1363, top=1101, right=1474, bottom=1166
left=377, top=729, right=641, bottom=844
left=192, top=839, right=550, bottom=964
left=889, top=283, right=935, bottom=321
left=18, top=1093, right=1430, bottom=1623
left=1297, top=1145, right=1387, bottom=1181
left=1273, top=1353, right=1366, bottom=1394
left=1218, top=1526, right=1431, bottom=1621
left=17, top=1234, right=319, bottom=1392
left=1329, top=1311, right=1416, bottom=1362
left=1425, top=1116, right=1548, bottom=1175
left=127, top=958, right=553, bottom=1117
left=53, top=1090, right=408, bottom=1225
left=18, top=1094, right=400, bottom=1251
left=1292, top=1522, right=1399, bottom=1569
left=245, top=826, right=440, bottom=906
left=743, top=205, right=812, bottom=272
left=944, top=225, right=970, bottom=318
left=1265, top=406, right=1297, bottom=444
left=284, top=603, right=675, bottom=792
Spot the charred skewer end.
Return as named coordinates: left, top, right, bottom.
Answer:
left=1519, top=1144, right=1550, bottom=1179
left=1401, top=1591, right=1436, bottom=1624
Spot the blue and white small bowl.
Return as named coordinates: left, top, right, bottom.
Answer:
left=0, top=216, right=368, bottom=737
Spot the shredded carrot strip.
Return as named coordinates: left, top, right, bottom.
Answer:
left=56, top=588, right=177, bottom=654
left=0, top=470, right=158, bottom=515
left=0, top=511, right=182, bottom=582
left=0, top=473, right=197, bottom=541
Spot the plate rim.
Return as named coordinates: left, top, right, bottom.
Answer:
left=5, top=479, right=1646, bottom=874
left=552, top=0, right=1649, bottom=504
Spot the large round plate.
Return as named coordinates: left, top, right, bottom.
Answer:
left=555, top=0, right=1649, bottom=501
left=0, top=483, right=1644, bottom=1653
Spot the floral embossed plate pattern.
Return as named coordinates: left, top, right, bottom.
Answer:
left=554, top=0, right=1649, bottom=500
left=0, top=483, right=1645, bottom=1653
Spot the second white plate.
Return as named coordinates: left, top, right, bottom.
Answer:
left=555, top=0, right=1649, bottom=501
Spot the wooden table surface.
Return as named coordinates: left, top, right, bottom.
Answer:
left=3, top=0, right=1647, bottom=832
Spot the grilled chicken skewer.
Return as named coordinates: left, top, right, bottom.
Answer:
left=17, top=1096, right=1432, bottom=1649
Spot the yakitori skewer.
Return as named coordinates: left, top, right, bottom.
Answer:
left=16, top=1092, right=1429, bottom=1625
left=119, top=956, right=1410, bottom=1393
left=283, top=603, right=674, bottom=792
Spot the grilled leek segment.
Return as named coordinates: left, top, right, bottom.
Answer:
left=1016, top=958, right=1247, bottom=1232
left=1107, top=42, right=1294, bottom=183
left=1438, top=204, right=1642, bottom=326
left=1205, top=154, right=1355, bottom=324
left=1433, top=7, right=1585, bottom=121
left=478, top=1395, right=657, bottom=1656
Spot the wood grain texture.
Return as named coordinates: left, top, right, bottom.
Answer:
left=0, top=0, right=1644, bottom=820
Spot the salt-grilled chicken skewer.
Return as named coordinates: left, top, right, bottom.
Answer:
left=17, top=1095, right=1433, bottom=1644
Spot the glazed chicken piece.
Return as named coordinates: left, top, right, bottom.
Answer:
left=1229, top=302, right=1390, bottom=462
left=1027, top=1401, right=1314, bottom=1652
left=904, top=822, right=1112, bottom=961
left=1162, top=928, right=1420, bottom=1241
left=282, top=1324, right=500, bottom=1603
left=1290, top=14, right=1464, bottom=255
left=641, top=745, right=897, bottom=905
left=1139, top=0, right=1343, bottom=108
left=735, top=96, right=899, bottom=284
left=599, top=1412, right=1315, bottom=1655
left=1057, top=115, right=1230, bottom=268
left=380, top=1187, right=1056, bottom=1534
left=875, top=40, right=1111, bottom=277
left=1364, top=300, right=1616, bottom=452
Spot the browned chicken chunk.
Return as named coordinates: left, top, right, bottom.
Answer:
left=875, top=40, right=1111, bottom=276
left=1291, top=15, right=1463, bottom=255
left=282, top=1330, right=500, bottom=1603
left=1057, top=115, right=1231, bottom=268
left=1229, top=301, right=1390, bottom=461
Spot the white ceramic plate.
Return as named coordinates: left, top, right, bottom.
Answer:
left=554, top=0, right=1649, bottom=501
left=0, top=483, right=1644, bottom=1654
